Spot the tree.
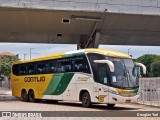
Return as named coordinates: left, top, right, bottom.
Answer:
left=0, top=55, right=19, bottom=79
left=151, top=61, right=160, bottom=77
left=136, top=54, right=160, bottom=77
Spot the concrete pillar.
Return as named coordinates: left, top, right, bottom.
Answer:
left=77, top=32, right=100, bottom=49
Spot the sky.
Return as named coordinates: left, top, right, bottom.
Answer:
left=0, top=43, right=160, bottom=61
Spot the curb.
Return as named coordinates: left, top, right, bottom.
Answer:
left=0, top=95, right=17, bottom=101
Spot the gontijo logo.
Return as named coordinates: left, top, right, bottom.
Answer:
left=24, top=76, right=45, bottom=82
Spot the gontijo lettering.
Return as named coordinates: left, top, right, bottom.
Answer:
left=24, top=76, right=45, bottom=82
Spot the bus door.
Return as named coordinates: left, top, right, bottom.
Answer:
left=94, top=63, right=109, bottom=103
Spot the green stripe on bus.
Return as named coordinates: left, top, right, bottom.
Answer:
left=43, top=73, right=74, bottom=95
left=43, top=73, right=64, bottom=95
left=52, top=73, right=74, bottom=95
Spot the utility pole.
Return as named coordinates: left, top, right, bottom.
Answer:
left=128, top=48, right=131, bottom=55
left=24, top=54, right=27, bottom=60
left=30, top=48, right=34, bottom=60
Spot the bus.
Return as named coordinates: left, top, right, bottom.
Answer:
left=11, top=48, right=146, bottom=108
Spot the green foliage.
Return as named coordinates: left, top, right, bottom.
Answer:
left=151, top=61, right=160, bottom=77
left=135, top=54, right=160, bottom=77
left=0, top=56, right=19, bottom=79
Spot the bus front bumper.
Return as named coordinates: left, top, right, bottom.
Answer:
left=108, top=93, right=139, bottom=104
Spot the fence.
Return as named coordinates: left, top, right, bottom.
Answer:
left=139, top=78, right=160, bottom=107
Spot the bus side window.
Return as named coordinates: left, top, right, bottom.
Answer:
left=65, top=65, right=71, bottom=72
left=28, top=63, right=35, bottom=75
left=74, top=64, right=78, bottom=72
left=51, top=66, right=56, bottom=73
left=77, top=64, right=84, bottom=71
left=48, top=60, right=58, bottom=73
left=74, top=56, right=90, bottom=73
left=45, top=61, right=50, bottom=73
left=13, top=64, right=19, bottom=75
left=19, top=65, right=27, bottom=75
left=37, top=62, right=46, bottom=74
left=58, top=58, right=72, bottom=73
left=58, top=66, right=65, bottom=72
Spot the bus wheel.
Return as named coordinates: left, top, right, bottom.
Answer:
left=107, top=104, right=115, bottom=108
left=28, top=90, right=36, bottom=102
left=21, top=90, right=28, bottom=102
left=82, top=92, right=92, bottom=108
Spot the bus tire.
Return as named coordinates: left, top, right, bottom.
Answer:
left=21, top=90, right=28, bottom=102
left=28, top=90, right=36, bottom=102
left=107, top=104, right=115, bottom=108
left=82, top=92, right=92, bottom=108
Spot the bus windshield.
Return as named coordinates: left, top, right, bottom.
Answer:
left=87, top=53, right=139, bottom=89
left=109, top=58, right=138, bottom=89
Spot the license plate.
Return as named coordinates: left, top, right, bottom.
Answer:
left=126, top=100, right=131, bottom=103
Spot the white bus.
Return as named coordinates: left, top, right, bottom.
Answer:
left=11, top=48, right=146, bottom=107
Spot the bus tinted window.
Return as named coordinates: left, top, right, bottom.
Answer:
left=47, top=60, right=58, bottom=73
left=74, top=56, right=90, bottom=73
left=12, top=65, right=19, bottom=75
left=12, top=55, right=90, bottom=76
left=28, top=63, right=35, bottom=75
left=37, top=62, right=46, bottom=74
left=19, top=65, right=27, bottom=75
left=58, top=58, right=71, bottom=73
left=58, top=56, right=90, bottom=73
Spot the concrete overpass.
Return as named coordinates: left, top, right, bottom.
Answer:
left=0, top=0, right=160, bottom=49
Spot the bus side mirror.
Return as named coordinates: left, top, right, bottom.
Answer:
left=93, top=60, right=115, bottom=72
left=134, top=62, right=146, bottom=74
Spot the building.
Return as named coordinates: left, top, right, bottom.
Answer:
left=0, top=51, right=17, bottom=57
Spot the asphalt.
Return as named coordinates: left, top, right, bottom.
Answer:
left=0, top=87, right=17, bottom=101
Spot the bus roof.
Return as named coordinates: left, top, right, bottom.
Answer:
left=85, top=48, right=131, bottom=58
left=13, top=48, right=131, bottom=64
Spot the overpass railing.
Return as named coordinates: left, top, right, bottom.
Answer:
left=0, top=0, right=160, bottom=15
left=139, top=78, right=160, bottom=107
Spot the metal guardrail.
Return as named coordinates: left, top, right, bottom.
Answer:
left=139, top=78, right=160, bottom=107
